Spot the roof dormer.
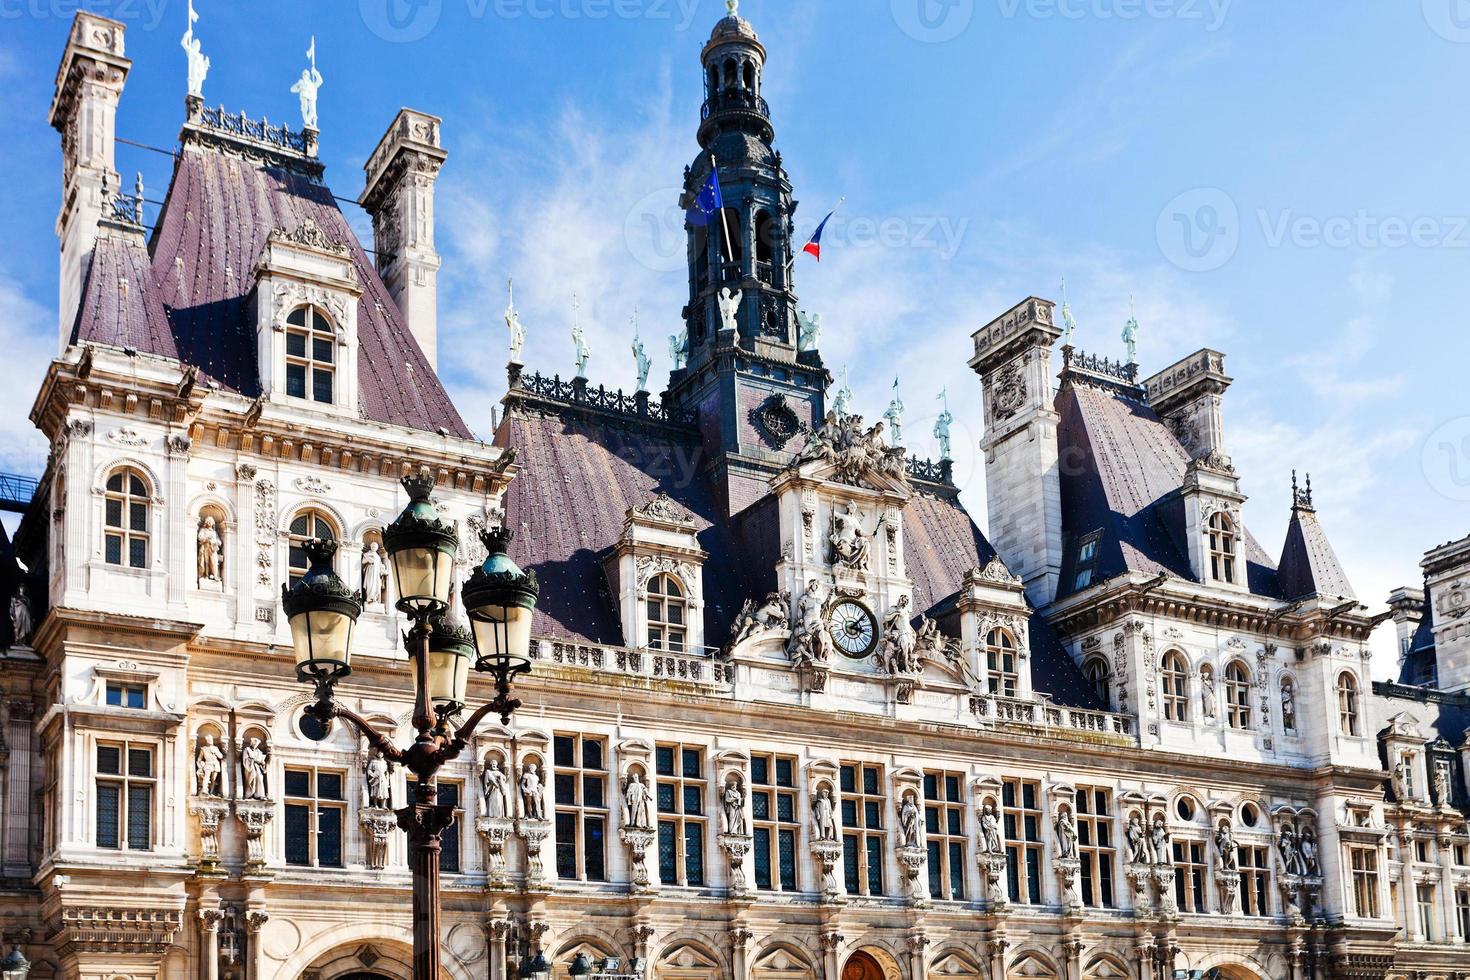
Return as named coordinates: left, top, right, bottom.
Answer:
left=602, top=494, right=708, bottom=654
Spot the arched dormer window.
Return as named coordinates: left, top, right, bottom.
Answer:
left=1082, top=656, right=1110, bottom=706
left=1224, top=660, right=1252, bottom=730
left=985, top=628, right=1018, bottom=698
left=285, top=305, right=336, bottom=404
left=288, top=510, right=337, bottom=586
left=1161, top=651, right=1190, bottom=722
left=1337, top=672, right=1361, bottom=736
left=104, top=467, right=151, bottom=568
left=646, top=573, right=687, bottom=652
left=1207, top=512, right=1237, bottom=585
left=743, top=60, right=755, bottom=91
left=707, top=65, right=719, bottom=98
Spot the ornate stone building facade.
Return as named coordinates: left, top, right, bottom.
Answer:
left=0, top=9, right=1467, bottom=980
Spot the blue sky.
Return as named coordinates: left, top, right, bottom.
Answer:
left=1, top=0, right=1466, bottom=675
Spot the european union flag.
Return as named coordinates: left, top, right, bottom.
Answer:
left=686, top=165, right=724, bottom=227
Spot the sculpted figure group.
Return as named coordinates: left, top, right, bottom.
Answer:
left=795, top=412, right=908, bottom=487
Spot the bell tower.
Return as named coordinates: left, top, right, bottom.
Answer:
left=667, top=2, right=828, bottom=514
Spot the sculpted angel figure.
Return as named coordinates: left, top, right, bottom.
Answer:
left=668, top=329, right=688, bottom=370
left=796, top=309, right=822, bottom=352
left=717, top=286, right=742, bottom=333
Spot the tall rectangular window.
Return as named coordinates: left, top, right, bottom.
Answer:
left=655, top=743, right=706, bottom=886
left=105, top=683, right=146, bottom=709
left=1172, top=839, right=1207, bottom=912
left=840, top=762, right=886, bottom=897
left=437, top=782, right=463, bottom=874
left=1417, top=884, right=1436, bottom=940
left=1456, top=887, right=1470, bottom=941
left=924, top=771, right=966, bottom=900
left=554, top=734, right=608, bottom=882
left=1350, top=847, right=1380, bottom=918
left=284, top=768, right=345, bottom=868
left=1075, top=787, right=1114, bottom=908
left=1238, top=845, right=1270, bottom=916
left=751, top=753, right=798, bottom=892
left=96, top=742, right=153, bottom=851
left=1002, top=778, right=1044, bottom=904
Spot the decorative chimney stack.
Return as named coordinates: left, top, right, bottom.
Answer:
left=1422, top=535, right=1470, bottom=693
left=360, top=109, right=447, bottom=369
left=49, top=12, right=130, bottom=351
left=1142, top=349, right=1232, bottom=460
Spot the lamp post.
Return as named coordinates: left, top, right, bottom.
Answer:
left=283, top=473, right=539, bottom=980
left=0, top=944, right=30, bottom=980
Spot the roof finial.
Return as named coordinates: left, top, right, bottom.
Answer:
left=1292, top=470, right=1314, bottom=510
left=1059, top=275, right=1077, bottom=347
left=1121, top=295, right=1139, bottom=365
left=181, top=0, right=211, bottom=101
left=727, top=0, right=739, bottom=16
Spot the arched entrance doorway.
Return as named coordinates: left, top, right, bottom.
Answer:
left=842, top=951, right=886, bottom=980
left=337, top=975, right=396, bottom=980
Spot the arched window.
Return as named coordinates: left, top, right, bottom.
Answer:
left=645, top=573, right=687, bottom=652
left=743, top=60, right=755, bottom=91
left=754, top=210, right=776, bottom=268
left=1208, top=512, right=1237, bottom=584
left=1161, top=651, right=1190, bottom=722
left=1082, top=656, right=1110, bottom=706
left=719, top=207, right=744, bottom=267
left=285, top=305, right=335, bottom=404
left=288, top=510, right=336, bottom=585
left=1224, top=660, right=1252, bottom=730
left=1337, top=672, right=1361, bottom=736
left=103, top=467, right=151, bottom=568
left=985, top=628, right=1018, bottom=698
left=723, top=58, right=737, bottom=89
left=707, top=65, right=719, bottom=97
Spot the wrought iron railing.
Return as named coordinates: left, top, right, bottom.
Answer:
left=906, top=456, right=953, bottom=485
left=1061, top=346, right=1139, bottom=385
left=513, top=370, right=697, bottom=427
left=700, top=89, right=771, bottom=121
left=197, top=104, right=311, bottom=154
left=0, top=472, right=40, bottom=512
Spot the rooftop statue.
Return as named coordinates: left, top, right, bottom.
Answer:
left=883, top=377, right=904, bottom=449
left=290, top=37, right=324, bottom=131
left=571, top=293, right=590, bottom=379
left=934, top=388, right=953, bottom=461
left=505, top=278, right=525, bottom=363
left=631, top=310, right=651, bottom=393
left=181, top=0, right=210, bottom=100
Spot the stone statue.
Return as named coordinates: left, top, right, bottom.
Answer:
left=1059, top=276, right=1077, bottom=346
left=623, top=771, right=652, bottom=829
left=365, top=750, right=391, bottom=809
left=1392, top=760, right=1410, bottom=800
left=812, top=786, right=839, bottom=842
left=934, top=389, right=953, bottom=461
left=631, top=321, right=652, bottom=393
left=1299, top=828, right=1319, bottom=876
left=505, top=278, right=526, bottom=363
left=1055, top=807, right=1079, bottom=860
left=9, top=584, right=31, bottom=647
left=668, top=328, right=688, bottom=370
left=197, top=515, right=222, bottom=584
left=728, top=590, right=790, bottom=649
left=979, top=803, right=1004, bottom=855
left=828, top=502, right=869, bottom=570
left=240, top=736, right=270, bottom=801
left=721, top=778, right=746, bottom=836
left=1200, top=671, right=1218, bottom=720
left=571, top=294, right=589, bottom=379
left=1126, top=814, right=1149, bottom=864
left=717, top=286, right=742, bottom=334
left=787, top=579, right=832, bottom=667
left=1279, top=827, right=1302, bottom=876
left=1434, top=760, right=1452, bottom=805
left=898, top=792, right=923, bottom=848
left=182, top=0, right=210, bottom=100
left=1215, top=823, right=1238, bottom=871
left=1150, top=816, right=1172, bottom=867
left=290, top=38, right=324, bottom=130
left=883, top=377, right=904, bottom=449
left=796, top=310, right=822, bottom=352
left=1280, top=679, right=1297, bottom=732
left=1121, top=300, right=1140, bottom=364
left=878, top=595, right=917, bottom=675
left=194, top=734, right=225, bottom=797
left=481, top=758, right=510, bottom=819
left=832, top=367, right=852, bottom=420
left=360, top=541, right=386, bottom=606
left=520, top=762, right=545, bottom=820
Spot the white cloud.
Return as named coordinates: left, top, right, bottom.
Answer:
left=0, top=266, right=56, bottom=474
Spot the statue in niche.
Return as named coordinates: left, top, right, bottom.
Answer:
left=1215, top=822, right=1238, bottom=871
left=197, top=515, right=223, bottom=585
left=1126, top=813, right=1149, bottom=864
left=1434, top=760, right=1453, bottom=805
left=1392, top=760, right=1410, bottom=800
left=721, top=778, right=746, bottom=836
left=1280, top=679, right=1297, bottom=732
left=1279, top=826, right=1303, bottom=876
left=9, top=584, right=31, bottom=647
left=240, top=736, right=270, bottom=801
left=623, top=771, right=652, bottom=830
left=812, top=786, right=839, bottom=842
left=360, top=541, right=386, bottom=606
left=796, top=309, right=822, bottom=352
left=520, top=761, right=545, bottom=820
left=1150, top=816, right=1172, bottom=867
left=898, top=792, right=923, bottom=848
left=1199, top=670, right=1218, bottom=720
left=828, top=502, right=869, bottom=571
left=878, top=595, right=917, bottom=674
left=194, top=734, right=225, bottom=797
left=1055, top=807, right=1079, bottom=860
left=787, top=580, right=832, bottom=667
left=365, top=749, right=392, bottom=809
left=1299, top=827, right=1319, bottom=875
left=481, top=757, right=510, bottom=819
left=717, top=286, right=742, bottom=334
left=979, top=802, right=1004, bottom=855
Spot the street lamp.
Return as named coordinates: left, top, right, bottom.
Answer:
left=1, top=944, right=30, bottom=980
left=282, top=472, right=539, bottom=980
left=518, top=951, right=551, bottom=980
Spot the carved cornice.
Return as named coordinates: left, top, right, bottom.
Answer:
left=56, top=905, right=183, bottom=958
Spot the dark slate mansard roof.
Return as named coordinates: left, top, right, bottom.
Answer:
left=71, top=120, right=470, bottom=438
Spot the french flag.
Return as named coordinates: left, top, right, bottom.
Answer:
left=802, top=208, right=836, bottom=261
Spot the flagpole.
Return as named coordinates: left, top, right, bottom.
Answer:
left=710, top=153, right=735, bottom=273
left=787, top=196, right=844, bottom=277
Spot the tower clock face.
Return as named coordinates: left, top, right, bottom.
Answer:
left=827, top=600, right=878, bottom=659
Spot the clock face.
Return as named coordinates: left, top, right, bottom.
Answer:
left=827, top=600, right=878, bottom=659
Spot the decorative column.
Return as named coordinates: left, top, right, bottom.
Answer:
left=399, top=791, right=456, bottom=980
left=905, top=932, right=929, bottom=980
left=986, top=935, right=1009, bottom=980
left=1133, top=937, right=1155, bottom=980
left=728, top=926, right=753, bottom=980
left=244, top=911, right=268, bottom=980
left=819, top=929, right=844, bottom=980
left=198, top=907, right=224, bottom=980
left=488, top=916, right=512, bottom=980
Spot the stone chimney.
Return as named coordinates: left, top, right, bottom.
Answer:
left=1143, top=349, right=1231, bottom=459
left=360, top=109, right=447, bottom=369
left=49, top=12, right=130, bottom=351
left=1386, top=585, right=1427, bottom=662
left=970, top=297, right=1064, bottom=606
left=1422, top=535, right=1470, bottom=693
